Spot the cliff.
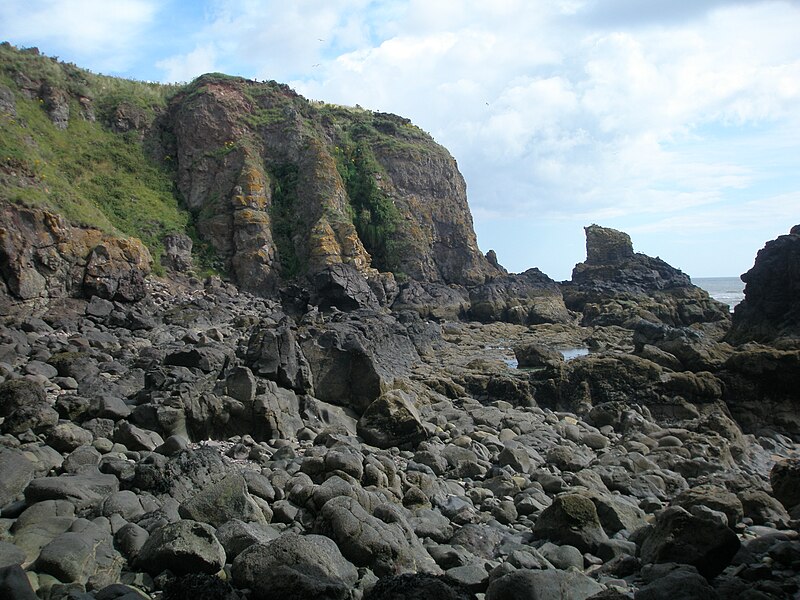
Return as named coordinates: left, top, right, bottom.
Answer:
left=0, top=44, right=497, bottom=304
left=727, top=225, right=800, bottom=344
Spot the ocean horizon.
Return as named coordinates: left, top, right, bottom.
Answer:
left=693, top=276, right=745, bottom=311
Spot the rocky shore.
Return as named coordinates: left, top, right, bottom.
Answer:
left=1, top=223, right=799, bottom=600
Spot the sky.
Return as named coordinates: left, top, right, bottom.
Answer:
left=2, top=0, right=799, bottom=280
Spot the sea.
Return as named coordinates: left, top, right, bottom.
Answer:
left=693, top=276, right=745, bottom=312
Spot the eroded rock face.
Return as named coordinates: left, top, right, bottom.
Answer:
left=163, top=76, right=497, bottom=295
left=728, top=226, right=800, bottom=344
left=0, top=204, right=152, bottom=302
left=563, top=225, right=729, bottom=327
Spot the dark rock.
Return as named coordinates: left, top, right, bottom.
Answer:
left=563, top=225, right=729, bottom=327
left=113, top=523, right=149, bottom=560
left=366, top=572, right=477, bottom=600
left=164, top=345, right=230, bottom=375
left=86, top=296, right=115, bottom=318
left=357, top=389, right=427, bottom=449
left=634, top=565, right=719, bottom=600
left=532, top=493, right=609, bottom=554
left=231, top=532, right=358, bottom=600
left=313, top=263, right=380, bottom=311
left=638, top=506, right=741, bottom=578
left=485, top=569, right=604, bottom=600
left=770, top=458, right=800, bottom=511
left=136, top=520, right=225, bottom=576
left=82, top=242, right=150, bottom=302
left=114, top=421, right=164, bottom=452
left=728, top=226, right=800, bottom=343
left=48, top=351, right=100, bottom=383
left=215, top=519, right=279, bottom=560
left=245, top=324, right=313, bottom=392
left=671, top=485, right=744, bottom=528
left=468, top=269, right=572, bottom=325
left=0, top=378, right=58, bottom=433
left=46, top=421, right=94, bottom=453
left=0, top=447, right=35, bottom=508
left=513, top=343, right=564, bottom=369
left=179, top=472, right=267, bottom=527
left=96, top=583, right=153, bottom=600
left=392, top=280, right=469, bottom=321
left=160, top=573, right=239, bottom=600
left=738, top=489, right=790, bottom=527
left=161, top=233, right=193, bottom=273
left=0, top=541, right=25, bottom=568
left=300, top=315, right=420, bottom=413
left=0, top=564, right=38, bottom=600
left=251, top=381, right=305, bottom=440
left=34, top=518, right=123, bottom=587
left=722, top=347, right=800, bottom=435
left=25, top=469, right=120, bottom=510
left=318, top=495, right=437, bottom=576
left=132, top=446, right=230, bottom=503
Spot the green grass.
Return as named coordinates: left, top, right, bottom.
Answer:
left=0, top=43, right=189, bottom=274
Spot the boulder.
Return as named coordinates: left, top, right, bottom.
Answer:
left=300, top=314, right=420, bottom=413
left=0, top=378, right=58, bottom=434
left=513, top=343, right=564, bottom=369
left=634, top=566, right=719, bottom=600
left=318, top=495, right=438, bottom=576
left=179, top=472, right=268, bottom=527
left=24, top=469, right=120, bottom=510
left=245, top=324, right=313, bottom=392
left=357, top=389, right=427, bottom=449
left=231, top=532, right=358, bottom=600
left=392, top=280, right=469, bottom=321
left=136, top=520, right=225, bottom=576
left=638, top=506, right=741, bottom=578
left=83, top=241, right=151, bottom=302
left=486, top=569, right=604, bottom=600
left=34, top=518, right=123, bottom=587
left=161, top=232, right=193, bottom=273
left=0, top=448, right=35, bottom=508
left=313, top=263, right=380, bottom=311
left=215, top=519, right=280, bottom=561
left=365, top=573, right=475, bottom=600
left=532, top=493, right=609, bottom=554
left=0, top=564, right=37, bottom=600
left=468, top=269, right=572, bottom=325
left=252, top=381, right=305, bottom=440
left=770, top=458, right=800, bottom=512
left=671, top=485, right=744, bottom=528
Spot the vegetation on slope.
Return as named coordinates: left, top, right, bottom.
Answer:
left=0, top=43, right=187, bottom=273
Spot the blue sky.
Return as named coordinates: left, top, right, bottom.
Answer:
left=2, top=0, right=799, bottom=280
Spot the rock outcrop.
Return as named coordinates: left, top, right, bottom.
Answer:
left=727, top=225, right=800, bottom=344
left=163, top=76, right=498, bottom=295
left=563, top=225, right=730, bottom=327
left=0, top=204, right=152, bottom=305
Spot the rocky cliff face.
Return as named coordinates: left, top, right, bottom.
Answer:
left=162, top=75, right=496, bottom=295
left=727, top=225, right=800, bottom=344
left=0, top=45, right=497, bottom=306
left=563, top=225, right=730, bottom=327
left=0, top=204, right=152, bottom=308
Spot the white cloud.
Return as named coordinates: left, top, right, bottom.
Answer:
left=156, top=45, right=219, bottom=84
left=0, top=0, right=157, bottom=71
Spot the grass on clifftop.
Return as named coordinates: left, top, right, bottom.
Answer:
left=0, top=43, right=188, bottom=273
